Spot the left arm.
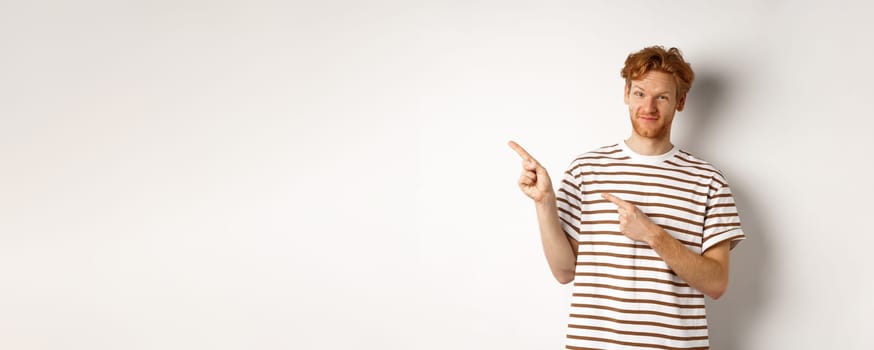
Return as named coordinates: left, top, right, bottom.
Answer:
left=603, top=193, right=731, bottom=299
left=648, top=230, right=730, bottom=299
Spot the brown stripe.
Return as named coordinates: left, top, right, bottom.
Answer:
left=712, top=192, right=734, bottom=199
left=702, top=228, right=743, bottom=244
left=660, top=224, right=704, bottom=240
left=566, top=346, right=603, bottom=350
left=566, top=335, right=709, bottom=350
left=580, top=228, right=702, bottom=247
left=567, top=324, right=709, bottom=341
left=560, top=217, right=582, bottom=234
left=574, top=272, right=690, bottom=288
left=638, top=201, right=705, bottom=217
left=578, top=170, right=708, bottom=188
left=578, top=229, right=618, bottom=235
left=572, top=293, right=705, bottom=309
left=674, top=154, right=718, bottom=168
left=585, top=147, right=622, bottom=155
left=583, top=179, right=709, bottom=197
left=674, top=152, right=709, bottom=165
left=575, top=155, right=631, bottom=161
left=580, top=220, right=619, bottom=225
left=706, top=213, right=738, bottom=219
left=708, top=203, right=736, bottom=209
left=558, top=206, right=581, bottom=222
left=580, top=241, right=651, bottom=250
left=580, top=209, right=618, bottom=215
left=558, top=188, right=582, bottom=203
left=664, top=159, right=717, bottom=175
left=647, top=213, right=702, bottom=227
left=569, top=313, right=708, bottom=330
left=557, top=196, right=582, bottom=212
left=562, top=178, right=580, bottom=191
left=571, top=303, right=705, bottom=320
left=572, top=162, right=713, bottom=181
left=578, top=230, right=698, bottom=247
left=566, top=345, right=603, bottom=350
left=583, top=223, right=701, bottom=245
left=578, top=251, right=664, bottom=262
left=576, top=262, right=676, bottom=275
left=573, top=282, right=703, bottom=299
left=580, top=189, right=706, bottom=206
left=703, top=222, right=741, bottom=231
left=578, top=198, right=705, bottom=217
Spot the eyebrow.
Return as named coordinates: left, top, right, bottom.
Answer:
left=631, top=85, right=673, bottom=95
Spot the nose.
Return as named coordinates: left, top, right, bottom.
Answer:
left=642, top=97, right=658, bottom=113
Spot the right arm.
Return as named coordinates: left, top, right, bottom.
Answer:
left=508, top=141, right=579, bottom=284
left=534, top=192, right=579, bottom=284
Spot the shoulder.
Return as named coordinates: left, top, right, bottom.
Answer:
left=564, top=144, right=626, bottom=172
left=670, top=149, right=730, bottom=187
left=569, top=143, right=625, bottom=164
left=560, top=144, right=624, bottom=176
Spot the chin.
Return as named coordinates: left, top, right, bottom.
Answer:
left=632, top=124, right=668, bottom=139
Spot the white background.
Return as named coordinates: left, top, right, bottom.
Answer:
left=2, top=1, right=873, bottom=349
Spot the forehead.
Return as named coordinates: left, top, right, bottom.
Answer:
left=630, top=71, right=677, bottom=94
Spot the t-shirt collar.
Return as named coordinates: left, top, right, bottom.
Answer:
left=619, top=140, right=679, bottom=165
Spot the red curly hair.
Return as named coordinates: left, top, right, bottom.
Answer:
left=621, top=46, right=695, bottom=99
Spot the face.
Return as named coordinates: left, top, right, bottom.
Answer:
left=623, top=71, right=686, bottom=141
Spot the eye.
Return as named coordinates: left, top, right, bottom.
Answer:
left=657, top=95, right=669, bottom=101
left=634, top=91, right=645, bottom=97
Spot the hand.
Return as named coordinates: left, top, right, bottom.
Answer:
left=508, top=140, right=554, bottom=203
left=602, top=192, right=661, bottom=244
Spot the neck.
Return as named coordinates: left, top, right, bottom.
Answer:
left=625, top=134, right=674, bottom=156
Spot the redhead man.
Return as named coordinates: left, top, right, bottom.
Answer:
left=510, top=46, right=745, bottom=349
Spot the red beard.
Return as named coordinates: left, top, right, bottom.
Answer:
left=631, top=116, right=670, bottom=139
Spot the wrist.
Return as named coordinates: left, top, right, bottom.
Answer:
left=535, top=191, right=557, bottom=207
left=645, top=224, right=667, bottom=247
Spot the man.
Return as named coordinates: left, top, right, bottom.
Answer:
left=509, top=46, right=745, bottom=349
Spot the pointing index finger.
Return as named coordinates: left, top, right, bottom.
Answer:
left=602, top=193, right=630, bottom=208
left=508, top=140, right=535, bottom=161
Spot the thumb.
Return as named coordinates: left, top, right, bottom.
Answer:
left=534, top=162, right=550, bottom=179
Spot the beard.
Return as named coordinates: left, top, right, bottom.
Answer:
left=631, top=115, right=671, bottom=139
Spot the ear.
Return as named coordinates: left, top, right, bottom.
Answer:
left=624, top=84, right=630, bottom=105
left=676, top=93, right=687, bottom=111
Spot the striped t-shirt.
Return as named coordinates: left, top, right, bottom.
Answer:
left=557, top=142, right=745, bottom=350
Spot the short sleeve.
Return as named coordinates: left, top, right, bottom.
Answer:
left=556, top=162, right=583, bottom=242
left=701, top=179, right=746, bottom=252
